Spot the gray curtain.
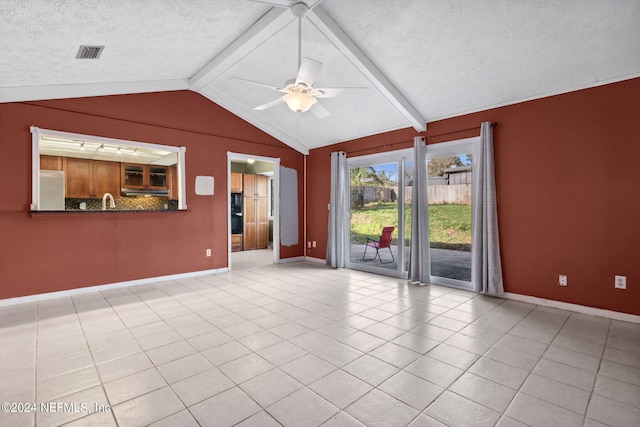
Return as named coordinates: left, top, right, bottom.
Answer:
left=472, top=122, right=504, bottom=295
left=326, top=151, right=348, bottom=268
left=408, top=137, right=430, bottom=285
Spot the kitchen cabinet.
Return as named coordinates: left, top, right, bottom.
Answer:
left=40, top=155, right=62, bottom=171
left=93, top=161, right=121, bottom=197
left=231, top=234, right=243, bottom=252
left=169, top=165, right=178, bottom=200
left=243, top=174, right=269, bottom=250
left=63, top=158, right=120, bottom=198
left=122, top=163, right=168, bottom=190
left=231, top=172, right=243, bottom=192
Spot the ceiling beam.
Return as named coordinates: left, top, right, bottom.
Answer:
left=190, top=7, right=295, bottom=91
left=307, top=6, right=426, bottom=132
left=199, top=86, right=310, bottom=155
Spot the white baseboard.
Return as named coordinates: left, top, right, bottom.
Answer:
left=278, top=256, right=306, bottom=264
left=503, top=292, right=640, bottom=324
left=0, top=268, right=229, bottom=307
left=304, top=256, right=327, bottom=264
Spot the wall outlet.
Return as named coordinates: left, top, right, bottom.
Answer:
left=206, top=249, right=211, bottom=257
left=559, top=275, right=567, bottom=286
left=615, top=275, right=626, bottom=289
left=307, top=241, right=311, bottom=248
left=312, top=241, right=316, bottom=248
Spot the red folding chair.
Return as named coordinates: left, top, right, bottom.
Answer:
left=362, top=226, right=395, bottom=263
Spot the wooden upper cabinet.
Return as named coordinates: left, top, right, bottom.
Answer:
left=243, top=174, right=268, bottom=196
left=63, top=158, right=120, bottom=198
left=148, top=166, right=169, bottom=190
left=231, top=173, right=243, bottom=193
left=64, top=158, right=92, bottom=198
left=243, top=173, right=255, bottom=196
left=121, top=163, right=168, bottom=190
left=255, top=175, right=269, bottom=197
left=40, top=155, right=62, bottom=171
left=92, top=161, right=120, bottom=197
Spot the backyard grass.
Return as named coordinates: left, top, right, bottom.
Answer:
left=350, top=202, right=471, bottom=249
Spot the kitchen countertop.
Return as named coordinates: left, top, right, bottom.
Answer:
left=31, top=209, right=184, bottom=214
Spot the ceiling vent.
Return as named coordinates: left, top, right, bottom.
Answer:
left=76, top=45, right=104, bottom=59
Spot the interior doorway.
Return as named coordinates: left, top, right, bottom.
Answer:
left=227, top=152, right=280, bottom=270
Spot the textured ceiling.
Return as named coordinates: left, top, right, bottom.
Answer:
left=1, top=0, right=639, bottom=153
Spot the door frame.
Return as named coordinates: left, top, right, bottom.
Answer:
left=426, top=136, right=480, bottom=291
left=227, top=152, right=280, bottom=268
left=344, top=148, right=413, bottom=278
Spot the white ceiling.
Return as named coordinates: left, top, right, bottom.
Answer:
left=2, top=0, right=639, bottom=154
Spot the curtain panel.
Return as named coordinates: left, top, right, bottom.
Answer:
left=326, top=151, right=348, bottom=268
left=408, top=137, right=430, bottom=284
left=472, top=122, right=504, bottom=295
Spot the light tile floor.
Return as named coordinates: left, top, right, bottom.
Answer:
left=1, top=262, right=639, bottom=427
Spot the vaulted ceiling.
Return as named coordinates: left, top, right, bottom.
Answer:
left=2, top=0, right=639, bottom=154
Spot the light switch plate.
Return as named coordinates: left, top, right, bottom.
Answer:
left=615, top=275, right=626, bottom=289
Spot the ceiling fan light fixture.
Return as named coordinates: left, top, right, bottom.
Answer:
left=283, top=92, right=317, bottom=113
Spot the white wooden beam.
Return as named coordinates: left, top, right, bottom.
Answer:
left=307, top=6, right=426, bottom=132
left=199, top=86, right=310, bottom=155
left=190, top=7, right=294, bottom=91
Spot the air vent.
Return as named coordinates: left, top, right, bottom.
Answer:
left=76, top=45, right=104, bottom=59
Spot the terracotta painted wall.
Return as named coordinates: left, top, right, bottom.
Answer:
left=306, top=78, right=640, bottom=316
left=0, top=91, right=304, bottom=300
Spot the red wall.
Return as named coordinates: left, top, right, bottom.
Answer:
left=0, top=91, right=304, bottom=300
left=306, top=78, right=640, bottom=316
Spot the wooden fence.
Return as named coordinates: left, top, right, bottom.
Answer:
left=352, top=184, right=471, bottom=206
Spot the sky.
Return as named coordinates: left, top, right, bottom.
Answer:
left=368, top=154, right=470, bottom=182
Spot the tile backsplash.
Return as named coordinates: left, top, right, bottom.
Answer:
left=65, top=197, right=178, bottom=211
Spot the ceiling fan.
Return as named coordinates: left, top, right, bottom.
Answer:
left=236, top=1, right=367, bottom=118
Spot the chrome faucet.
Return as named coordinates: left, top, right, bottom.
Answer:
left=102, top=193, right=116, bottom=210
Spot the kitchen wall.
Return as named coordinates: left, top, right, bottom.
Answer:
left=306, top=78, right=640, bottom=316
left=0, top=91, right=305, bottom=300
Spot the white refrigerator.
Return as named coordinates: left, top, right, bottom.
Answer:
left=40, top=170, right=65, bottom=210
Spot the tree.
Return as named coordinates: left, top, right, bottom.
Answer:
left=350, top=167, right=391, bottom=210
left=427, top=156, right=463, bottom=177
left=350, top=167, right=385, bottom=186
left=404, top=164, right=414, bottom=185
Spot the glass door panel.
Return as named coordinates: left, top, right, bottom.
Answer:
left=346, top=151, right=413, bottom=278
left=349, top=162, right=399, bottom=272
left=403, top=161, right=414, bottom=274
left=427, top=153, right=473, bottom=286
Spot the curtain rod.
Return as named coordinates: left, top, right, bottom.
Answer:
left=340, top=122, right=498, bottom=156
left=345, top=140, right=414, bottom=156
left=427, top=121, right=497, bottom=139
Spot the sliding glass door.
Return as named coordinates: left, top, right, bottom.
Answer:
left=343, top=138, right=478, bottom=288
left=346, top=150, right=412, bottom=278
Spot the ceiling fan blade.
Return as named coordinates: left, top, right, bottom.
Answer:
left=296, top=58, right=323, bottom=87
left=246, top=0, right=293, bottom=8
left=310, top=100, right=330, bottom=119
left=254, top=97, right=284, bottom=111
left=247, top=0, right=324, bottom=10
left=314, top=87, right=369, bottom=98
left=231, top=77, right=285, bottom=92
